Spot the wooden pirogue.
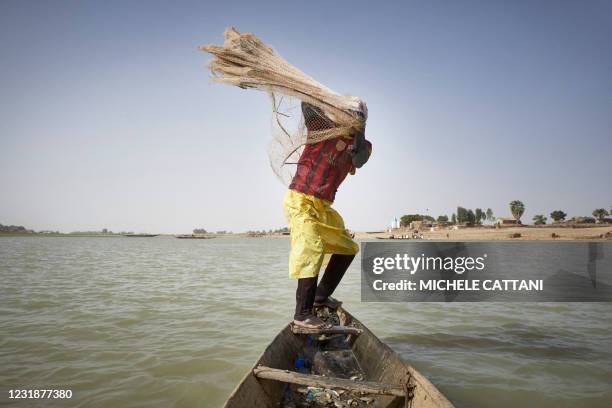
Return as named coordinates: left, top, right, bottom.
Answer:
left=224, top=307, right=454, bottom=408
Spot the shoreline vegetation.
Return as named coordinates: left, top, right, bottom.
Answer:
left=3, top=198, right=612, bottom=241
left=0, top=225, right=292, bottom=238
left=366, top=200, right=612, bottom=241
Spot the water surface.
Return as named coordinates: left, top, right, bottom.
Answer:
left=1, top=236, right=611, bottom=407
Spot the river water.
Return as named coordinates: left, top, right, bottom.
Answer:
left=1, top=236, right=611, bottom=407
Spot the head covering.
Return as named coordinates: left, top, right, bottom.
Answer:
left=301, top=102, right=335, bottom=132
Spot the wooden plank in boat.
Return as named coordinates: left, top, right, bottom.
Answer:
left=290, top=323, right=363, bottom=335
left=253, top=365, right=406, bottom=397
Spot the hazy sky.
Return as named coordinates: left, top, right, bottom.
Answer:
left=1, top=0, right=611, bottom=233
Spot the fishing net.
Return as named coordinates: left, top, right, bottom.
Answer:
left=200, top=27, right=367, bottom=185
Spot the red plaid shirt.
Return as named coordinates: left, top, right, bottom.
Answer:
left=289, top=114, right=371, bottom=203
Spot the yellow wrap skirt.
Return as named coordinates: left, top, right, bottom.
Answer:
left=284, top=189, right=359, bottom=279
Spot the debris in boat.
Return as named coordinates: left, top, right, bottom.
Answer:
left=314, top=350, right=362, bottom=379
left=295, top=356, right=310, bottom=374
left=316, top=307, right=341, bottom=326
left=328, top=390, right=340, bottom=399
left=289, top=386, right=373, bottom=407
left=282, top=307, right=375, bottom=408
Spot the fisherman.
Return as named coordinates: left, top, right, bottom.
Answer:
left=285, top=102, right=371, bottom=330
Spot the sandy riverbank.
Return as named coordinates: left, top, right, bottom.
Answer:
left=354, top=225, right=612, bottom=240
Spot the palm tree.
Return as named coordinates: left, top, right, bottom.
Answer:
left=509, top=200, right=525, bottom=224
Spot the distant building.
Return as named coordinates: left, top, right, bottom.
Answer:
left=389, top=217, right=400, bottom=231
left=409, top=220, right=423, bottom=230
left=496, top=217, right=517, bottom=226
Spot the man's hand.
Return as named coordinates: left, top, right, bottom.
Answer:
left=350, top=128, right=369, bottom=168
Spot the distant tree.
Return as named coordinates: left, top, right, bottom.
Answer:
left=592, top=208, right=609, bottom=222
left=102, top=228, right=108, bottom=234
left=400, top=214, right=434, bottom=226
left=533, top=214, right=547, bottom=225
left=474, top=208, right=486, bottom=225
left=474, top=208, right=482, bottom=224
left=437, top=215, right=449, bottom=223
left=193, top=228, right=207, bottom=234
left=550, top=210, right=567, bottom=222
left=456, top=207, right=468, bottom=224
left=569, top=216, right=595, bottom=224
left=400, top=215, right=419, bottom=226
left=0, top=224, right=30, bottom=233
left=486, top=208, right=494, bottom=222
left=466, top=209, right=476, bottom=225
left=456, top=207, right=477, bottom=225
left=451, top=213, right=457, bottom=224
left=509, top=200, right=525, bottom=223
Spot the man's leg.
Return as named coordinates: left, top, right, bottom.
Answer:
left=293, top=276, right=333, bottom=328
left=314, top=254, right=355, bottom=306
left=294, top=276, right=317, bottom=321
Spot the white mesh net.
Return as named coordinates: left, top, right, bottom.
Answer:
left=200, top=27, right=368, bottom=185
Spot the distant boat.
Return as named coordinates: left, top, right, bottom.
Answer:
left=123, top=234, right=159, bottom=238
left=176, top=235, right=215, bottom=239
